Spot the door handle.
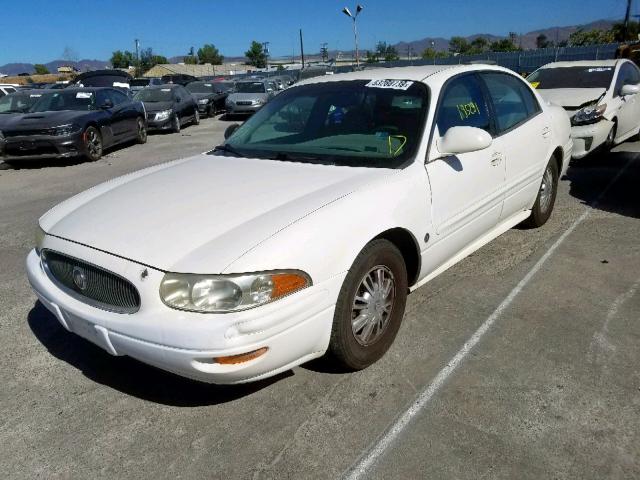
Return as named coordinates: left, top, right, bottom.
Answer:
left=490, top=152, right=503, bottom=166
left=542, top=126, right=551, bottom=138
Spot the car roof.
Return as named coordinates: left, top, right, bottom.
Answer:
left=295, top=64, right=517, bottom=87
left=146, top=84, right=179, bottom=89
left=538, top=60, right=620, bottom=69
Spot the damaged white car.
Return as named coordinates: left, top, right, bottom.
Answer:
left=528, top=59, right=640, bottom=159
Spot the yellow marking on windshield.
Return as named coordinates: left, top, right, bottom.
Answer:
left=388, top=135, right=407, bottom=156
left=530, top=81, right=540, bottom=89
left=456, top=101, right=480, bottom=120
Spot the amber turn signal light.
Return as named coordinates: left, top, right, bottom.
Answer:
left=214, top=347, right=268, bottom=365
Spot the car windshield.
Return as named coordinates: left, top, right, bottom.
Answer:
left=134, top=88, right=174, bottom=102
left=76, top=75, right=130, bottom=88
left=130, top=79, right=150, bottom=87
left=527, top=66, right=615, bottom=89
left=236, top=82, right=266, bottom=93
left=186, top=82, right=215, bottom=93
left=214, top=82, right=235, bottom=92
left=213, top=79, right=428, bottom=168
left=0, top=92, right=43, bottom=113
left=29, top=91, right=96, bottom=112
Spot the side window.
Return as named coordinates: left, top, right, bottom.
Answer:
left=107, top=89, right=128, bottom=105
left=615, top=63, right=640, bottom=95
left=95, top=90, right=109, bottom=107
left=481, top=73, right=539, bottom=134
left=436, top=74, right=490, bottom=136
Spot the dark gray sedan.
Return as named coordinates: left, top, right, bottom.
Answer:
left=134, top=84, right=199, bottom=133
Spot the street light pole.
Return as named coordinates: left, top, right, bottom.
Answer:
left=342, top=4, right=364, bottom=68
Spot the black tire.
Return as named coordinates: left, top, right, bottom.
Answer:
left=135, top=117, right=147, bottom=144
left=523, top=157, right=559, bottom=228
left=171, top=114, right=181, bottom=133
left=604, top=121, right=617, bottom=151
left=193, top=108, right=200, bottom=125
left=83, top=126, right=103, bottom=161
left=328, top=239, right=408, bottom=370
left=208, top=104, right=215, bottom=118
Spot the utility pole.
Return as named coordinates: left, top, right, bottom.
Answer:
left=134, top=38, right=140, bottom=76
left=623, top=0, right=632, bottom=41
left=262, top=42, right=270, bottom=71
left=300, top=29, right=305, bottom=68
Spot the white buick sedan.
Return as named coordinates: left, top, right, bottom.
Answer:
left=27, top=65, right=572, bottom=384
left=528, top=59, right=640, bottom=158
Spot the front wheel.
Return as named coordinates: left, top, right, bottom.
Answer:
left=171, top=114, right=181, bottom=133
left=523, top=157, right=558, bottom=228
left=193, top=108, right=200, bottom=125
left=83, top=126, right=103, bottom=161
left=328, top=239, right=408, bottom=370
left=135, top=117, right=147, bottom=144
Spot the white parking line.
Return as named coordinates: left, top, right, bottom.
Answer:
left=343, top=160, right=633, bottom=480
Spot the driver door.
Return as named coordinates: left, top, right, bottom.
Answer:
left=424, top=73, right=505, bottom=266
left=613, top=62, right=640, bottom=139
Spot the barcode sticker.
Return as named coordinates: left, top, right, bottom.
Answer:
left=365, top=79, right=414, bottom=90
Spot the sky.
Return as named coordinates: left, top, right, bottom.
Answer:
left=0, top=0, right=633, bottom=65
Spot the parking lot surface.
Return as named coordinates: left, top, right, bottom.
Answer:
left=0, top=117, right=638, bottom=479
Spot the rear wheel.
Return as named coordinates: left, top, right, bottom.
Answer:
left=83, top=126, right=102, bottom=161
left=328, top=239, right=408, bottom=370
left=523, top=157, right=558, bottom=228
left=135, top=117, right=147, bottom=144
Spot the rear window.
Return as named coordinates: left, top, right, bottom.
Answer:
left=527, top=66, right=614, bottom=89
left=130, top=79, right=150, bottom=87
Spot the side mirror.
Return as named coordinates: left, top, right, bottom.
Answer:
left=436, top=126, right=492, bottom=157
left=100, top=99, right=114, bottom=109
left=224, top=123, right=240, bottom=140
left=621, top=83, right=640, bottom=96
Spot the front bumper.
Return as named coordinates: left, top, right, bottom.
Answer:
left=145, top=115, right=173, bottom=131
left=26, top=236, right=341, bottom=384
left=0, top=132, right=84, bottom=161
left=226, top=103, right=262, bottom=115
left=570, top=119, right=614, bottom=159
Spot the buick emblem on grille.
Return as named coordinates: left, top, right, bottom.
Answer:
left=72, top=266, right=88, bottom=291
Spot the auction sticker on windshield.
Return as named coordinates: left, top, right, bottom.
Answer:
left=365, top=79, right=414, bottom=90
left=76, top=92, right=92, bottom=99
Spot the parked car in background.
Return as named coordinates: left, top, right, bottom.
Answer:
left=0, top=89, right=51, bottom=116
left=528, top=59, right=640, bottom=158
left=160, top=74, right=199, bottom=86
left=0, top=84, right=18, bottom=97
left=130, top=77, right=163, bottom=94
left=212, top=80, right=236, bottom=95
left=134, top=84, right=199, bottom=133
left=27, top=65, right=571, bottom=384
left=225, top=80, right=276, bottom=116
left=185, top=81, right=227, bottom=117
left=73, top=70, right=133, bottom=92
left=0, top=87, right=147, bottom=164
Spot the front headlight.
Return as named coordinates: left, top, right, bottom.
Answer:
left=53, top=124, right=81, bottom=136
left=160, top=270, right=311, bottom=313
left=155, top=109, right=172, bottom=121
left=197, top=98, right=209, bottom=105
left=252, top=98, right=266, bottom=105
left=572, top=103, right=607, bottom=126
left=35, top=225, right=46, bottom=253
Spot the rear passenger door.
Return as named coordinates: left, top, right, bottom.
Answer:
left=425, top=73, right=505, bottom=263
left=479, top=72, right=550, bottom=219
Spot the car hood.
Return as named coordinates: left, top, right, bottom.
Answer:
left=190, top=93, right=215, bottom=100
left=1, top=110, right=90, bottom=131
left=142, top=101, right=174, bottom=113
left=536, top=88, right=606, bottom=111
left=41, top=153, right=394, bottom=273
left=228, top=92, right=268, bottom=102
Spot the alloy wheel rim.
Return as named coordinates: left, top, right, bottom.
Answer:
left=86, top=130, right=101, bottom=157
left=539, top=165, right=554, bottom=213
left=138, top=120, right=147, bottom=141
left=351, top=265, right=396, bottom=346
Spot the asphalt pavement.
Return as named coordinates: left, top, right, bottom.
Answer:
left=0, top=116, right=638, bottom=479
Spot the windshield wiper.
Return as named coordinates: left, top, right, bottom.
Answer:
left=212, top=144, right=244, bottom=157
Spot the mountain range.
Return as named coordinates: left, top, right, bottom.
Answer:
left=0, top=18, right=618, bottom=75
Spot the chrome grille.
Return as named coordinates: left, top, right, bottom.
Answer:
left=236, top=101, right=253, bottom=106
left=42, top=250, right=140, bottom=313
